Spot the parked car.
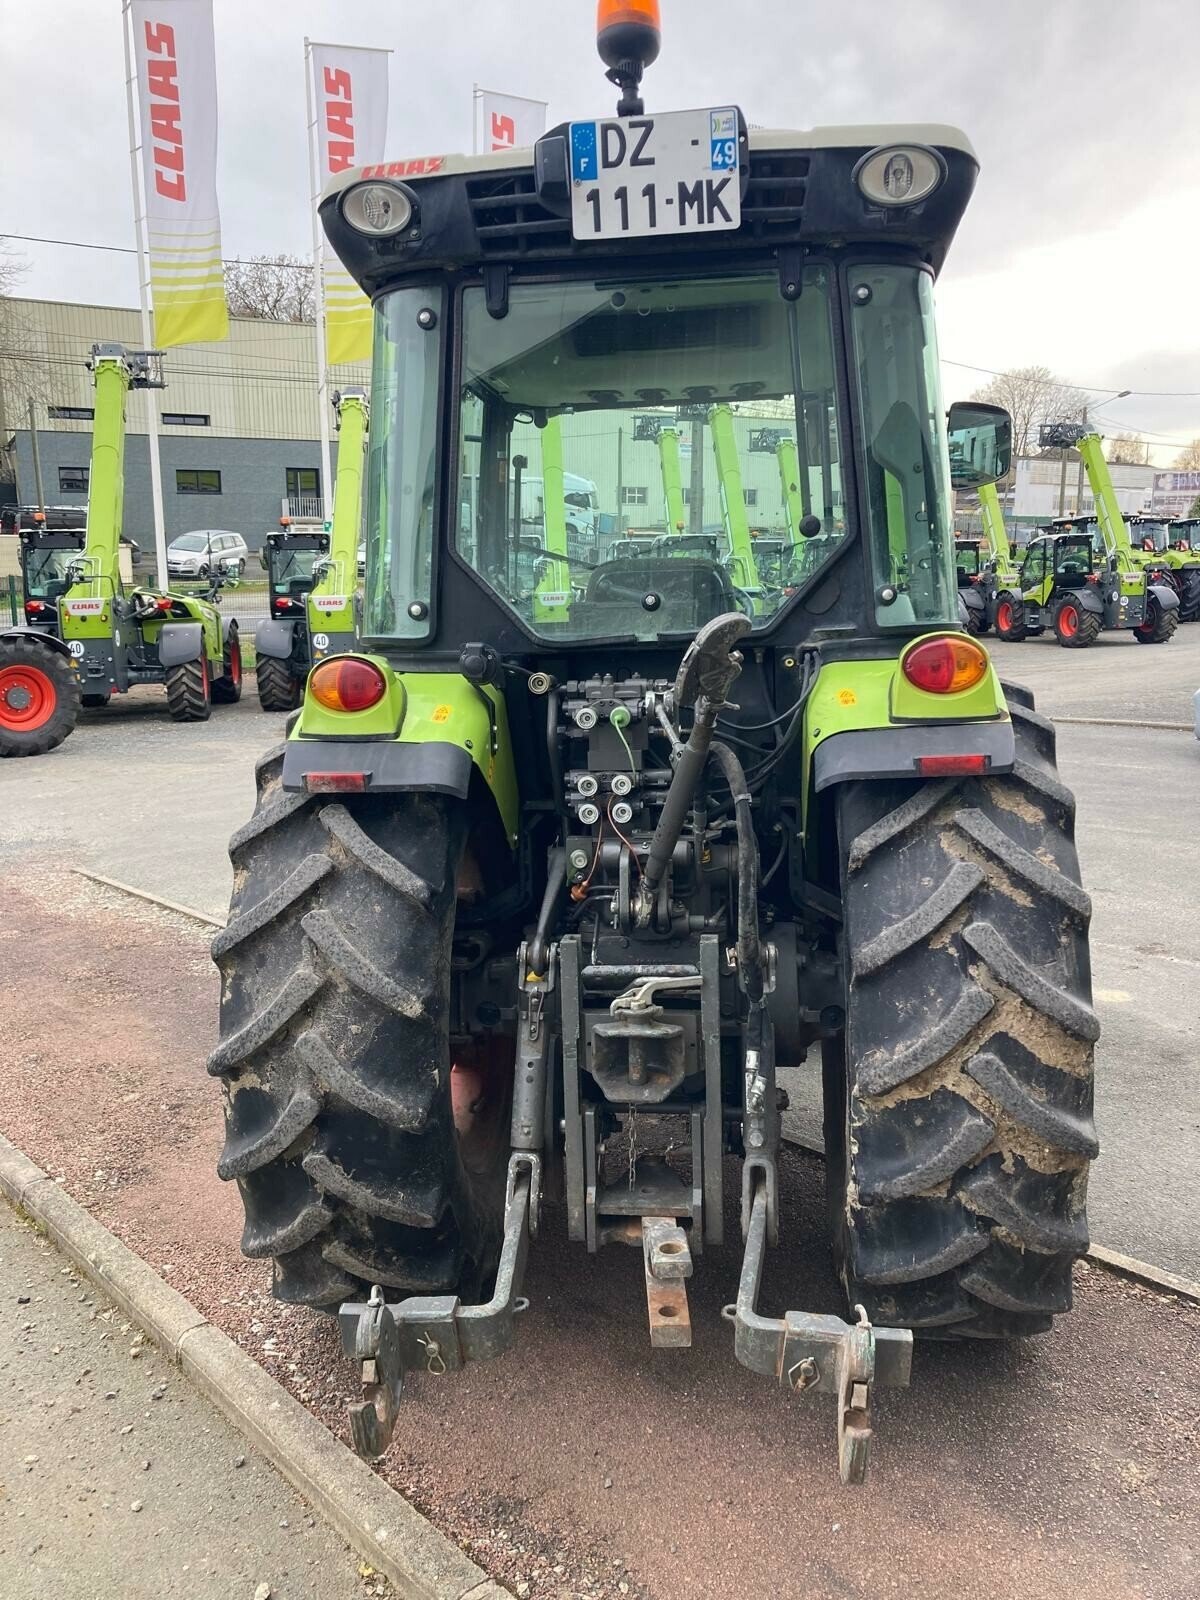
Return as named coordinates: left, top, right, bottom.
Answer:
left=167, top=530, right=249, bottom=579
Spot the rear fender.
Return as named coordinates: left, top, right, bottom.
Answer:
left=802, top=639, right=1015, bottom=822
left=1149, top=582, right=1181, bottom=613
left=254, top=618, right=300, bottom=659
left=158, top=621, right=203, bottom=668
left=284, top=659, right=519, bottom=844
left=1073, top=587, right=1105, bottom=617
left=0, top=626, right=72, bottom=659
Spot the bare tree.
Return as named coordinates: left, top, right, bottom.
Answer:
left=970, top=365, right=1083, bottom=458
left=1107, top=433, right=1151, bottom=466
left=0, top=239, right=32, bottom=485
left=223, top=253, right=315, bottom=323
left=1172, top=438, right=1200, bottom=471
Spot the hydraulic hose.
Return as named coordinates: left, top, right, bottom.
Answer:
left=707, top=740, right=764, bottom=1004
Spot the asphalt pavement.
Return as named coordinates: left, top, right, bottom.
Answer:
left=1, top=628, right=1198, bottom=1280
left=0, top=1199, right=389, bottom=1600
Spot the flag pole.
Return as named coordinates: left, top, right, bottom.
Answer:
left=122, top=0, right=169, bottom=590
left=472, top=83, right=480, bottom=155
left=305, top=37, right=333, bottom=520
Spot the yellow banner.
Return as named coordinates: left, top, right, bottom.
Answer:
left=148, top=232, right=227, bottom=348
left=132, top=2, right=229, bottom=350
left=324, top=262, right=372, bottom=366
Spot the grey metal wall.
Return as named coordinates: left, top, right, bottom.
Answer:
left=12, top=430, right=342, bottom=551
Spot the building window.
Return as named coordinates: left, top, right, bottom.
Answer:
left=745, top=488, right=758, bottom=507
left=621, top=486, right=648, bottom=506
left=58, top=466, right=89, bottom=493
left=48, top=406, right=95, bottom=421
left=176, top=469, right=222, bottom=495
left=287, top=467, right=321, bottom=499
left=162, top=412, right=211, bottom=427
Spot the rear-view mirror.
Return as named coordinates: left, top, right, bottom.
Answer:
left=947, top=402, right=1012, bottom=490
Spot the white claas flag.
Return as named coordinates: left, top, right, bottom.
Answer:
left=131, top=0, right=228, bottom=347
left=310, top=44, right=389, bottom=365
left=479, top=89, right=547, bottom=153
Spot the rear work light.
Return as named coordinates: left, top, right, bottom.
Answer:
left=310, top=658, right=387, bottom=714
left=901, top=635, right=988, bottom=695
left=916, top=754, right=988, bottom=777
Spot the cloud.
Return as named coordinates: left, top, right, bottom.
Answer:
left=7, top=0, right=1200, bottom=448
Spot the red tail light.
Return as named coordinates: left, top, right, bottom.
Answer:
left=25, top=600, right=45, bottom=614
left=157, top=596, right=173, bottom=612
left=901, top=635, right=989, bottom=695
left=310, top=658, right=387, bottom=713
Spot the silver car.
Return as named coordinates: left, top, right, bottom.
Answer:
left=167, top=529, right=249, bottom=579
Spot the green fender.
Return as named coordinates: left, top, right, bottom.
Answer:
left=290, top=658, right=519, bottom=843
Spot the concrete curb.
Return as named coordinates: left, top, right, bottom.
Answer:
left=0, top=1132, right=508, bottom=1600
left=1051, top=715, right=1192, bottom=733
left=71, top=867, right=227, bottom=929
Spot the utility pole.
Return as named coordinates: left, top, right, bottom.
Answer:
left=1057, top=447, right=1069, bottom=518
left=27, top=396, right=45, bottom=512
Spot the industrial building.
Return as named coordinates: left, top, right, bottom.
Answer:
left=0, top=297, right=369, bottom=548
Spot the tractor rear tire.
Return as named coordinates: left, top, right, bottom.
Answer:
left=0, top=638, right=80, bottom=757
left=993, top=595, right=1026, bottom=642
left=826, top=686, right=1098, bottom=1339
left=211, top=623, right=243, bottom=705
left=165, top=654, right=212, bottom=722
left=1134, top=600, right=1178, bottom=644
left=208, top=748, right=507, bottom=1311
left=962, top=605, right=986, bottom=637
left=1053, top=598, right=1101, bottom=648
left=1178, top=568, right=1200, bottom=623
left=256, top=656, right=303, bottom=713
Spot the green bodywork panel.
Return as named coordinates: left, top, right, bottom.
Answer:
left=658, top=428, right=686, bottom=534
left=977, top=481, right=1018, bottom=579
left=777, top=438, right=805, bottom=548
left=307, top=389, right=367, bottom=643
left=800, top=641, right=1007, bottom=809
left=293, top=661, right=520, bottom=842
left=533, top=416, right=571, bottom=625
left=709, top=404, right=761, bottom=597
left=1076, top=433, right=1142, bottom=577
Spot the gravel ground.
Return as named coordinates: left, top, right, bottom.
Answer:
left=0, top=870, right=1197, bottom=1600
left=0, top=1200, right=394, bottom=1600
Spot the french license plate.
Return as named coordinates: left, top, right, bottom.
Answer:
left=569, top=107, right=741, bottom=241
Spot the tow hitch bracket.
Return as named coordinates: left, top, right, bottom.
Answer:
left=724, top=1178, right=913, bottom=1484
left=339, top=1170, right=532, bottom=1460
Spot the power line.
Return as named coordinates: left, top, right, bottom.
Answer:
left=9, top=232, right=1200, bottom=401
left=3, top=232, right=313, bottom=274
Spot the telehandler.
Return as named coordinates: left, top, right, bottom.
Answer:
left=955, top=482, right=1024, bottom=638
left=255, top=389, right=369, bottom=711
left=211, top=2, right=1098, bottom=1483
left=0, top=345, right=241, bottom=756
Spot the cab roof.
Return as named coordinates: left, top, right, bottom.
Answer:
left=320, top=123, right=980, bottom=297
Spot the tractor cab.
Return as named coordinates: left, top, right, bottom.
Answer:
left=18, top=516, right=87, bottom=632
left=263, top=523, right=329, bottom=620
left=954, top=537, right=983, bottom=583
left=1171, top=517, right=1200, bottom=553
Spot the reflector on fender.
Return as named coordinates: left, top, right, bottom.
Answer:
left=915, top=754, right=988, bottom=777
left=304, top=772, right=369, bottom=793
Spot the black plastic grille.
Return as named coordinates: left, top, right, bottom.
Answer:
left=465, top=150, right=810, bottom=260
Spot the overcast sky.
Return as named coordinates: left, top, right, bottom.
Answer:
left=6, top=0, right=1200, bottom=459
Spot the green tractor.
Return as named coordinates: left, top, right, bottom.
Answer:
left=255, top=388, right=369, bottom=711
left=211, top=10, right=1098, bottom=1483
left=0, top=345, right=241, bottom=757
left=1125, top=514, right=1200, bottom=622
